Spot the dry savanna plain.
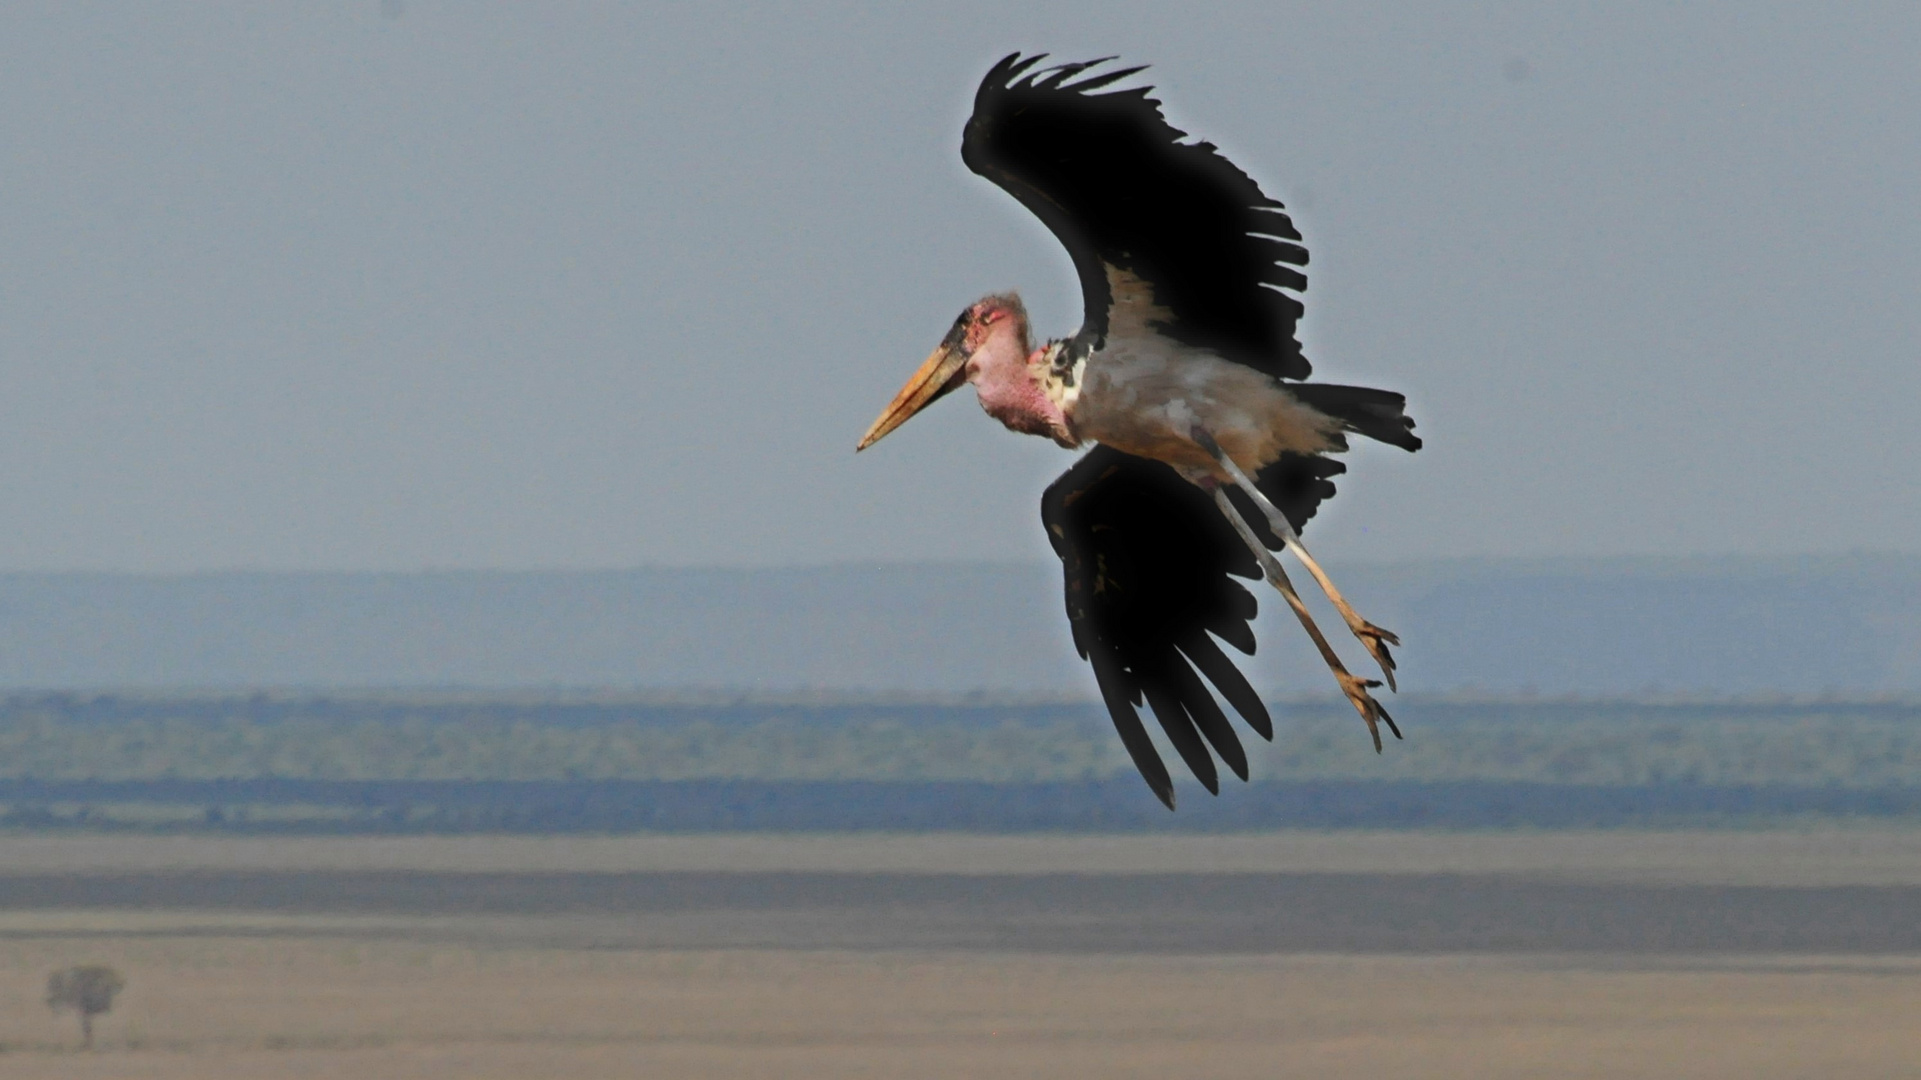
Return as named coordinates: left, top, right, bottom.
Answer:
left=2, top=830, right=1920, bottom=1079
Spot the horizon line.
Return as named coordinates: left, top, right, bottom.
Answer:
left=0, top=549, right=1917, bottom=578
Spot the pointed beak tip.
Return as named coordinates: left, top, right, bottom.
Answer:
left=854, top=420, right=892, bottom=452
left=856, top=341, right=968, bottom=456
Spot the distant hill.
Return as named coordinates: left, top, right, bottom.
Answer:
left=0, top=555, right=1914, bottom=694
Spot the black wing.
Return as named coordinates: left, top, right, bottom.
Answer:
left=1042, top=445, right=1344, bottom=808
left=964, top=53, right=1312, bottom=381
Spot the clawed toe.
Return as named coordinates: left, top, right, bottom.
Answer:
left=1337, top=671, right=1401, bottom=752
left=1360, top=622, right=1401, bottom=648
left=1353, top=622, right=1400, bottom=692
left=1204, top=479, right=1410, bottom=749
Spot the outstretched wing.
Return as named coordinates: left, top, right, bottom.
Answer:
left=964, top=53, right=1312, bottom=381
left=1042, top=446, right=1344, bottom=807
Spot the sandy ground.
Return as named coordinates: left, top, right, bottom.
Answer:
left=1, top=934, right=1918, bottom=1079
left=2, top=831, right=1918, bottom=1077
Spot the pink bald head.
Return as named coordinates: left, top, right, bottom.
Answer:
left=858, top=291, right=1075, bottom=452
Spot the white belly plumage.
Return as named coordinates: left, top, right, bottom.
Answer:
left=1065, top=336, right=1343, bottom=477
left=1059, top=264, right=1342, bottom=477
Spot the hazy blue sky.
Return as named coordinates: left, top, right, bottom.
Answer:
left=2, top=3, right=1916, bottom=571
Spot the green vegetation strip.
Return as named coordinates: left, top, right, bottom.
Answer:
left=2, top=694, right=1918, bottom=787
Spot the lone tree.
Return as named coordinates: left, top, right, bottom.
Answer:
left=46, top=965, right=124, bottom=1049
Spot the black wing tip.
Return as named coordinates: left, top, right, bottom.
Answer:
left=1144, top=687, right=1220, bottom=796
left=985, top=51, right=1045, bottom=85
left=978, top=52, right=1046, bottom=101
left=982, top=53, right=1149, bottom=96
left=1047, top=448, right=1280, bottom=812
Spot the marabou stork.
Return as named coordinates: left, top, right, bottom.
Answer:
left=857, top=54, right=1422, bottom=808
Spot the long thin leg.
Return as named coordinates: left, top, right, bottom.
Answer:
left=1211, top=488, right=1401, bottom=752
left=1198, top=436, right=1402, bottom=691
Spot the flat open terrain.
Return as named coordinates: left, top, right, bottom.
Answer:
left=5, top=939, right=1919, bottom=1079
left=3, top=830, right=1918, bottom=1077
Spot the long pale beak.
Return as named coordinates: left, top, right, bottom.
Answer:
left=855, top=339, right=969, bottom=451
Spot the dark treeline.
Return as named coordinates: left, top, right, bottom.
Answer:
left=7, top=692, right=1921, bottom=830
left=0, top=690, right=1108, bottom=729
left=9, top=692, right=1921, bottom=787
left=12, top=691, right=1919, bottom=728
left=9, top=777, right=1921, bottom=833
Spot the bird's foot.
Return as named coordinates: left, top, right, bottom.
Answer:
left=1338, top=671, right=1402, bottom=753
left=1349, top=620, right=1401, bottom=693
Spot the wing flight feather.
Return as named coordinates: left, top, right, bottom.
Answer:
left=965, top=53, right=1313, bottom=380
left=1043, top=446, right=1345, bottom=806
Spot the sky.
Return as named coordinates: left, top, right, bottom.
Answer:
left=1, top=2, right=1916, bottom=572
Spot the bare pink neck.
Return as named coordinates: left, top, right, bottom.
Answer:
left=966, top=321, right=1075, bottom=447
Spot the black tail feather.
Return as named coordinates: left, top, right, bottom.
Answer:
left=1291, top=383, right=1422, bottom=452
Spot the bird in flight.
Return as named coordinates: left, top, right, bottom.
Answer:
left=857, top=54, right=1421, bottom=808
